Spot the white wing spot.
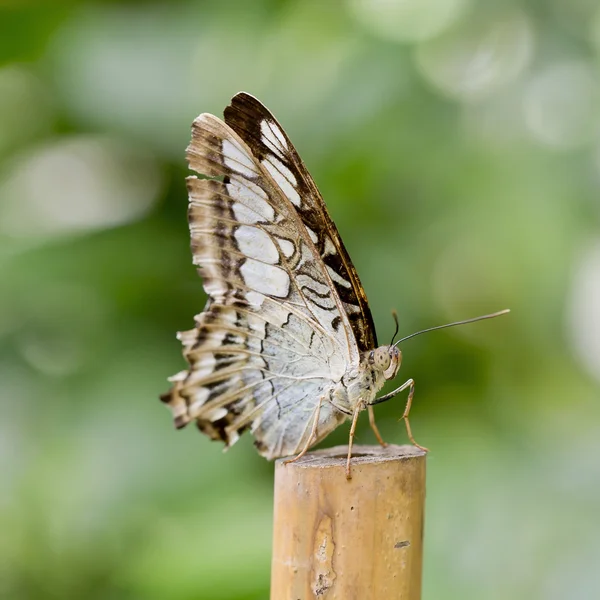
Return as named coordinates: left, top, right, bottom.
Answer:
left=327, top=265, right=351, bottom=288
left=205, top=406, right=228, bottom=422
left=344, top=302, right=361, bottom=313
left=305, top=226, right=318, bottom=244
left=263, top=157, right=302, bottom=207
left=324, top=236, right=336, bottom=256
left=190, top=353, right=217, bottom=374
left=227, top=178, right=274, bottom=223
left=203, top=278, right=228, bottom=297
left=222, top=139, right=256, bottom=178
left=240, top=258, right=290, bottom=297
left=188, top=387, right=210, bottom=415
left=277, top=238, right=295, bottom=258
left=232, top=202, right=262, bottom=225
left=235, top=225, right=279, bottom=264
left=226, top=177, right=275, bottom=221
left=261, top=120, right=288, bottom=154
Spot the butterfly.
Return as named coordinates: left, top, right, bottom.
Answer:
left=161, top=92, right=508, bottom=478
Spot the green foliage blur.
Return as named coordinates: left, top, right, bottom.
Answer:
left=2, top=1, right=599, bottom=599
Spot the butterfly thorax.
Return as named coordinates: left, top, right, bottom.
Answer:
left=329, top=345, right=402, bottom=414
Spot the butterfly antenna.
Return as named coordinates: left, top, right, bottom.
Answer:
left=394, top=309, right=510, bottom=347
left=389, top=309, right=400, bottom=346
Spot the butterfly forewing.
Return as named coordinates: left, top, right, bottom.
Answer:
left=161, top=105, right=372, bottom=458
left=224, top=92, right=377, bottom=352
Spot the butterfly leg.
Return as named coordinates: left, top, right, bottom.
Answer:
left=373, top=379, right=429, bottom=452
left=400, top=379, right=429, bottom=452
left=284, top=396, right=322, bottom=466
left=367, top=405, right=388, bottom=448
left=346, top=403, right=363, bottom=479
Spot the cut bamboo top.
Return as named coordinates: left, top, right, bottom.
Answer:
left=278, top=443, right=425, bottom=469
left=271, top=444, right=427, bottom=600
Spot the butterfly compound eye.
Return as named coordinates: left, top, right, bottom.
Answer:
left=373, top=347, right=391, bottom=371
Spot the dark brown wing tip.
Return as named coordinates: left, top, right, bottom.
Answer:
left=230, top=91, right=259, bottom=103
left=225, top=91, right=269, bottom=118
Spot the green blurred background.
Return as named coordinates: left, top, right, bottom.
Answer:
left=2, top=1, right=599, bottom=598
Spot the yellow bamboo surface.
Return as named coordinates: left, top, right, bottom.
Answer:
left=270, top=444, right=427, bottom=600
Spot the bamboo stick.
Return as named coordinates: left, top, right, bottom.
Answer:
left=270, top=444, right=427, bottom=600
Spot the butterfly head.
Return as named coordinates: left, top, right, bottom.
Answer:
left=369, top=345, right=402, bottom=381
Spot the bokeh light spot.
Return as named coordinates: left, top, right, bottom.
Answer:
left=523, top=61, right=600, bottom=151
left=348, top=0, right=471, bottom=43
left=0, top=136, right=162, bottom=239
left=415, top=7, right=534, bottom=103
left=568, top=241, right=600, bottom=382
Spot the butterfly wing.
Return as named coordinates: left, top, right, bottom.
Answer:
left=161, top=108, right=362, bottom=458
left=224, top=92, right=378, bottom=352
